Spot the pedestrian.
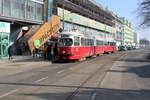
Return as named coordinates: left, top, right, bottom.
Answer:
left=53, top=43, right=58, bottom=61
left=43, top=47, right=48, bottom=60
left=8, top=45, right=13, bottom=60
left=32, top=49, right=35, bottom=57
left=35, top=47, right=39, bottom=57
left=47, top=45, right=52, bottom=61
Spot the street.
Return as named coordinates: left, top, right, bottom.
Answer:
left=0, top=47, right=150, bottom=100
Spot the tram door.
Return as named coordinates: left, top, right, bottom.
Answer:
left=0, top=33, right=9, bottom=58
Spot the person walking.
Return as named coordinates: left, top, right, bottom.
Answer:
left=32, top=49, right=35, bottom=57
left=35, top=47, right=39, bottom=57
left=53, top=43, right=58, bottom=62
left=47, top=45, right=52, bottom=61
left=8, top=46, right=13, bottom=60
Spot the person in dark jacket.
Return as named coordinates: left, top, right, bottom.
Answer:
left=8, top=46, right=13, bottom=60
left=47, top=46, right=52, bottom=61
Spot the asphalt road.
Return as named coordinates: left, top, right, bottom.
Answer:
left=0, top=47, right=149, bottom=100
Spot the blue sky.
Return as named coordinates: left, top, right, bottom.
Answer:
left=96, top=0, right=150, bottom=40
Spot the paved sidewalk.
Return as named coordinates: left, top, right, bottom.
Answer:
left=0, top=56, right=52, bottom=79
left=0, top=56, right=52, bottom=68
left=97, top=49, right=150, bottom=100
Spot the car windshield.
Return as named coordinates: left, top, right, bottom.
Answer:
left=58, top=38, right=73, bottom=47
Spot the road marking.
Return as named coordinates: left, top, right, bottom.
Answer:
left=57, top=70, right=65, bottom=74
left=35, top=76, right=49, bottom=83
left=90, top=92, right=97, bottom=100
left=0, top=89, right=19, bottom=98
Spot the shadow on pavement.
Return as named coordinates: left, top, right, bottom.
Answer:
left=53, top=56, right=96, bottom=64
left=117, top=58, right=150, bottom=63
left=146, top=54, right=150, bottom=60
left=13, top=57, right=50, bottom=63
left=17, top=87, right=150, bottom=100
left=107, top=64, right=150, bottom=79
left=0, top=82, right=150, bottom=100
left=109, top=51, right=150, bottom=78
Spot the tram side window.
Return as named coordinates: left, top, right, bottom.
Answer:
left=74, top=37, right=80, bottom=46
left=91, top=39, right=94, bottom=46
left=85, top=39, right=88, bottom=46
left=96, top=40, right=103, bottom=46
left=109, top=42, right=116, bottom=46
left=104, top=42, right=109, bottom=46
left=81, top=38, right=85, bottom=46
left=88, top=39, right=91, bottom=46
left=58, top=38, right=73, bottom=47
left=85, top=39, right=94, bottom=46
left=87, top=39, right=91, bottom=46
left=82, top=38, right=94, bottom=46
left=114, top=42, right=116, bottom=46
left=108, top=42, right=110, bottom=46
left=84, top=39, right=88, bottom=46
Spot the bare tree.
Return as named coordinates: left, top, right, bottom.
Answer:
left=139, top=0, right=150, bottom=27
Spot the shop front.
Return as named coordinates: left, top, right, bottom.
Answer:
left=0, top=22, right=10, bottom=58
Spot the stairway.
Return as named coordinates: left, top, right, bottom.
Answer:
left=15, top=15, right=60, bottom=55
left=28, top=15, right=60, bottom=52
left=13, top=25, right=41, bottom=55
left=24, top=25, right=41, bottom=40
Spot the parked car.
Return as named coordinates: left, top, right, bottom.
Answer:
left=118, top=46, right=127, bottom=51
left=131, top=46, right=136, bottom=50
left=127, top=46, right=133, bottom=50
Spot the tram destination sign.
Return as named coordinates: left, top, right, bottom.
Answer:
left=0, top=22, right=10, bottom=33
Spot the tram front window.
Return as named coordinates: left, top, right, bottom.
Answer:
left=58, top=38, right=73, bottom=47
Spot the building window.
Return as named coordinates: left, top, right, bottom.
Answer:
left=0, top=0, right=2, bottom=14
left=36, top=3, right=43, bottom=20
left=3, top=0, right=11, bottom=16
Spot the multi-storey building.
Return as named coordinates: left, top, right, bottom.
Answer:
left=0, top=0, right=44, bottom=58
left=0, top=0, right=44, bottom=24
left=0, top=0, right=137, bottom=58
left=114, top=15, right=124, bottom=46
left=53, top=0, right=116, bottom=42
left=121, top=18, right=134, bottom=46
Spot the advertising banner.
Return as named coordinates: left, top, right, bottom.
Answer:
left=58, top=8, right=116, bottom=34
left=0, top=22, right=10, bottom=33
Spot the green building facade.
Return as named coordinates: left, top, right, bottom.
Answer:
left=122, top=18, right=135, bottom=46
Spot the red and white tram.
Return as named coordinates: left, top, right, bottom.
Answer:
left=57, top=30, right=117, bottom=60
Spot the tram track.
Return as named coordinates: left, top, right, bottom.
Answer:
left=64, top=52, right=128, bottom=100
left=0, top=51, right=130, bottom=100
left=15, top=52, right=125, bottom=99
left=19, top=51, right=128, bottom=100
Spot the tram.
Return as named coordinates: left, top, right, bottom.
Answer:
left=57, top=30, right=117, bottom=60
